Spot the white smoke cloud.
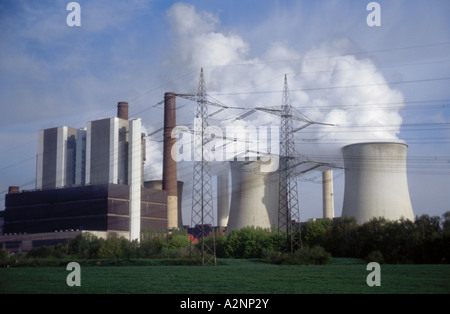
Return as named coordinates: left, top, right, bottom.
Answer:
left=148, top=2, right=409, bottom=225
left=162, top=3, right=405, bottom=168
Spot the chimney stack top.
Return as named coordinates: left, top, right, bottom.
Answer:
left=117, top=102, right=129, bottom=120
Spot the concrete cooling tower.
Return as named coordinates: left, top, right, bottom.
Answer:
left=227, top=160, right=279, bottom=231
left=341, top=142, right=415, bottom=224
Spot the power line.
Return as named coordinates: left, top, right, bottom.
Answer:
left=209, top=76, right=450, bottom=97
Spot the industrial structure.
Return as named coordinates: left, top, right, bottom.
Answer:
left=0, top=73, right=417, bottom=254
left=227, top=160, right=279, bottom=231
left=0, top=102, right=174, bottom=252
left=322, top=170, right=335, bottom=219
left=341, top=142, right=415, bottom=224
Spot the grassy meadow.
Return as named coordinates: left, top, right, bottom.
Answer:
left=1, top=258, right=449, bottom=294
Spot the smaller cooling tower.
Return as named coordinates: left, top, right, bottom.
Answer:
left=227, top=160, right=279, bottom=231
left=341, top=142, right=414, bottom=224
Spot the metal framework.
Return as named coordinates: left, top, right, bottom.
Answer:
left=190, top=68, right=217, bottom=266
left=278, top=75, right=302, bottom=253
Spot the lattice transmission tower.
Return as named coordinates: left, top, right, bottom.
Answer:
left=278, top=74, right=302, bottom=253
left=190, top=68, right=216, bottom=266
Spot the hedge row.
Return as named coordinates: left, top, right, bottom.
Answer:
left=1, top=212, right=448, bottom=265
left=302, top=212, right=450, bottom=264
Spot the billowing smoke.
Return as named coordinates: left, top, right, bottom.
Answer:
left=148, top=3, right=407, bottom=223
left=162, top=2, right=405, bottom=168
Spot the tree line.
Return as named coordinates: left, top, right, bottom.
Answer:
left=301, top=212, right=450, bottom=264
left=1, top=212, right=449, bottom=266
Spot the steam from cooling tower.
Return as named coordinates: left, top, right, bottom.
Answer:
left=159, top=3, right=409, bottom=226
left=162, top=3, right=406, bottom=163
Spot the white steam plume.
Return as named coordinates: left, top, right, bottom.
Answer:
left=162, top=3, right=405, bottom=166
left=156, top=2, right=407, bottom=224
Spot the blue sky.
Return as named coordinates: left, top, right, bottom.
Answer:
left=1, top=0, right=449, bottom=222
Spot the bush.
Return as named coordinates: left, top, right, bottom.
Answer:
left=160, top=246, right=190, bottom=258
left=261, top=249, right=284, bottom=265
left=97, top=237, right=139, bottom=259
left=137, top=236, right=165, bottom=257
left=303, top=219, right=332, bottom=247
left=0, top=249, right=9, bottom=267
left=167, top=234, right=190, bottom=249
left=262, top=246, right=331, bottom=265
left=321, top=217, right=358, bottom=257
left=365, top=250, right=384, bottom=264
left=66, top=234, right=102, bottom=259
left=291, top=246, right=332, bottom=265
left=212, top=234, right=228, bottom=258
left=26, top=246, right=55, bottom=259
left=225, top=227, right=278, bottom=258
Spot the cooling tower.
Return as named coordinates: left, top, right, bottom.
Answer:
left=341, top=142, right=414, bottom=224
left=227, top=160, right=279, bottom=231
left=217, top=170, right=230, bottom=229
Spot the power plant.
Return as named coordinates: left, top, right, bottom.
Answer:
left=0, top=83, right=416, bottom=253
left=0, top=102, right=171, bottom=252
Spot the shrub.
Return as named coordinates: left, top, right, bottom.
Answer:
left=160, top=246, right=190, bottom=258
left=137, top=236, right=165, bottom=257
left=212, top=234, right=227, bottom=258
left=365, top=250, right=385, bottom=264
left=225, top=227, right=278, bottom=258
left=262, top=246, right=331, bottom=265
left=322, top=217, right=358, bottom=257
left=66, top=234, right=102, bottom=259
left=261, top=249, right=284, bottom=265
left=303, top=219, right=332, bottom=247
left=0, top=249, right=9, bottom=267
left=291, top=246, right=332, bottom=265
left=97, top=237, right=138, bottom=259
left=167, top=234, right=190, bottom=249
left=26, top=246, right=55, bottom=259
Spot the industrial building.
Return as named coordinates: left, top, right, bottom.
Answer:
left=0, top=91, right=416, bottom=253
left=0, top=102, right=176, bottom=253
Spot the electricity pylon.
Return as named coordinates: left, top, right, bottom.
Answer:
left=278, top=74, right=302, bottom=253
left=190, top=68, right=217, bottom=266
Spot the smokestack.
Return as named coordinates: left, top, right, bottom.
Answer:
left=129, top=118, right=142, bottom=242
left=117, top=102, right=129, bottom=120
left=163, top=92, right=178, bottom=230
left=322, top=170, right=334, bottom=219
left=8, top=186, right=19, bottom=194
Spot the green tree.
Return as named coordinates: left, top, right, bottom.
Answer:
left=322, top=217, right=358, bottom=257
left=0, top=249, right=9, bottom=266
left=357, top=217, right=389, bottom=259
left=303, top=219, right=332, bottom=247
left=225, top=227, right=278, bottom=258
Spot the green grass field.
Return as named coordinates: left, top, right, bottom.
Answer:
left=1, top=258, right=449, bottom=294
